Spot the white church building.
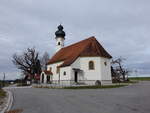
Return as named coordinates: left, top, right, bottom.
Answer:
left=40, top=25, right=112, bottom=85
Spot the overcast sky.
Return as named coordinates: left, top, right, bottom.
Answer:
left=0, top=0, right=150, bottom=80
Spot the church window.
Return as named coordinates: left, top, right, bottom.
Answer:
left=58, top=42, right=60, bottom=45
left=63, top=71, right=66, bottom=76
left=104, top=62, right=107, bottom=66
left=89, top=61, right=94, bottom=70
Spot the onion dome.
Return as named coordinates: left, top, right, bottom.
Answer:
left=55, top=25, right=66, bottom=38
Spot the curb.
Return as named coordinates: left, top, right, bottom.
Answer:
left=4, top=86, right=32, bottom=89
left=1, top=89, right=13, bottom=113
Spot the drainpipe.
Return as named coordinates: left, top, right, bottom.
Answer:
left=59, top=70, right=60, bottom=85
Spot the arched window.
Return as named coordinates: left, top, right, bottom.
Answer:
left=104, top=62, right=107, bottom=66
left=42, top=74, right=44, bottom=83
left=58, top=42, right=60, bottom=45
left=89, top=61, right=94, bottom=70
left=63, top=71, right=66, bottom=75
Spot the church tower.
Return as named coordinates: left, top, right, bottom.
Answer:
left=55, top=25, right=66, bottom=52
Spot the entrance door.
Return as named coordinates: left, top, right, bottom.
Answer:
left=47, top=75, right=50, bottom=83
left=74, top=71, right=78, bottom=83
left=42, top=74, right=44, bottom=83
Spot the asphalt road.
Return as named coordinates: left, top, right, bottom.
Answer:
left=10, top=81, right=150, bottom=113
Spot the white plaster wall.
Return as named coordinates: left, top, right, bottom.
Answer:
left=56, top=37, right=64, bottom=52
left=71, top=57, right=112, bottom=84
left=71, top=57, right=82, bottom=81
left=100, top=57, right=112, bottom=81
left=80, top=57, right=101, bottom=80
left=47, top=56, right=112, bottom=85
left=59, top=66, right=72, bottom=80
left=71, top=57, right=102, bottom=83
left=71, top=57, right=81, bottom=68
left=47, top=62, right=63, bottom=81
left=47, top=62, right=72, bottom=85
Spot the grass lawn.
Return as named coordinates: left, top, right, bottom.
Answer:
left=0, top=89, right=6, bottom=98
left=17, top=83, right=30, bottom=87
left=63, top=84, right=127, bottom=89
left=35, top=80, right=139, bottom=89
left=129, top=77, right=150, bottom=81
left=0, top=89, right=6, bottom=105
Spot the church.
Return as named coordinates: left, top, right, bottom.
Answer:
left=40, top=25, right=112, bottom=85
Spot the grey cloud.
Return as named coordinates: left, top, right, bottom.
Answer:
left=0, top=0, right=150, bottom=79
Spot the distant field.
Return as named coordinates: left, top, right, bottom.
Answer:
left=129, top=77, right=150, bottom=81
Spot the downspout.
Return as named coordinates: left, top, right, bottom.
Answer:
left=59, top=68, right=60, bottom=85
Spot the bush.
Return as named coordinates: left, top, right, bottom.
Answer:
left=95, top=80, right=101, bottom=86
left=64, top=85, right=126, bottom=89
left=0, top=89, right=6, bottom=98
left=17, top=83, right=30, bottom=87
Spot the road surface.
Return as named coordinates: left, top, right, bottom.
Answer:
left=10, top=81, right=150, bottom=113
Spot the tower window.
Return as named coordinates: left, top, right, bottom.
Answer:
left=58, top=42, right=60, bottom=45
left=89, top=61, right=94, bottom=70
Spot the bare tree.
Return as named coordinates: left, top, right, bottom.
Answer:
left=111, top=57, right=130, bottom=82
left=12, top=48, right=41, bottom=80
left=40, top=52, right=50, bottom=70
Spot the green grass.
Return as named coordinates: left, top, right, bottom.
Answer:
left=34, top=84, right=127, bottom=89
left=121, top=80, right=138, bottom=84
left=0, top=81, right=11, bottom=87
left=129, top=77, right=150, bottom=81
left=0, top=89, right=6, bottom=98
left=35, top=80, right=139, bottom=90
left=63, top=85, right=127, bottom=89
left=34, top=85, right=64, bottom=89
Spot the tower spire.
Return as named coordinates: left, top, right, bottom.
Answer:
left=55, top=24, right=65, bottom=38
left=55, top=25, right=66, bottom=52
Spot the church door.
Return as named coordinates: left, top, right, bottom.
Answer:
left=42, top=74, right=44, bottom=83
left=47, top=75, right=50, bottom=83
left=74, top=71, right=78, bottom=83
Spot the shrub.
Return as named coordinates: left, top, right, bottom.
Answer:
left=17, top=83, right=30, bottom=87
left=95, top=80, right=101, bottom=86
left=0, top=89, right=6, bottom=98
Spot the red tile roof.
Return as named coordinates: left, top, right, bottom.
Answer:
left=47, top=36, right=112, bottom=67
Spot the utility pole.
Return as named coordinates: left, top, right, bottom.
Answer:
left=135, top=69, right=138, bottom=81
left=3, top=73, right=5, bottom=87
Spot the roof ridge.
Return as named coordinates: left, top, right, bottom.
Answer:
left=61, top=36, right=96, bottom=50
